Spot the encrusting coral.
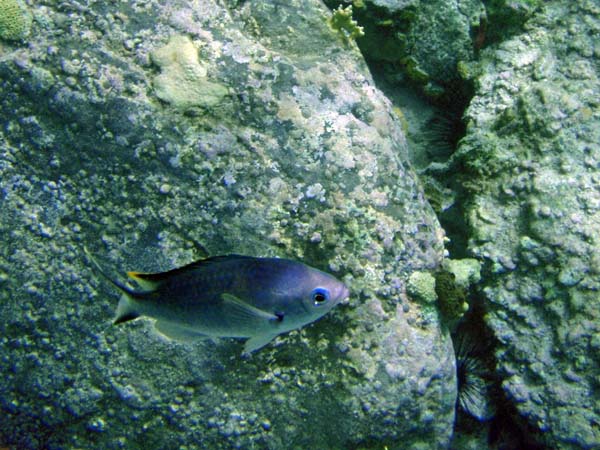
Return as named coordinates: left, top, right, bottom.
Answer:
left=0, top=0, right=31, bottom=41
left=150, top=35, right=229, bottom=110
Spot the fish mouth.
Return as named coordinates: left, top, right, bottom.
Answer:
left=338, top=284, right=350, bottom=302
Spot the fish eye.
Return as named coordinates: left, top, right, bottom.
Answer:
left=311, top=287, right=330, bottom=306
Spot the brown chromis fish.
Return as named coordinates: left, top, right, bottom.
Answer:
left=87, top=251, right=349, bottom=354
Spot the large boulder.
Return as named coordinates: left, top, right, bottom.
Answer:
left=0, top=0, right=454, bottom=448
left=452, top=1, right=600, bottom=447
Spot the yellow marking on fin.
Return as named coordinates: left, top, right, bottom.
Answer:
left=126, top=271, right=159, bottom=290
left=127, top=271, right=143, bottom=280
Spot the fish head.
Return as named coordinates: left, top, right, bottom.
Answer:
left=248, top=258, right=349, bottom=332
left=295, top=267, right=349, bottom=321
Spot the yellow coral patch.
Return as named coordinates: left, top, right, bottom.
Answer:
left=150, top=35, right=229, bottom=109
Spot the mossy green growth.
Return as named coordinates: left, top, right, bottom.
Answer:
left=392, top=106, right=409, bottom=135
left=443, top=258, right=481, bottom=289
left=0, top=0, right=32, bottom=42
left=401, top=56, right=429, bottom=83
left=422, top=177, right=455, bottom=214
left=457, top=60, right=482, bottom=81
left=434, top=270, right=469, bottom=325
left=329, top=5, right=364, bottom=40
left=407, top=271, right=437, bottom=304
left=482, top=0, right=541, bottom=44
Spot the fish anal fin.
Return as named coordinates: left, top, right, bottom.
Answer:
left=243, top=333, right=279, bottom=354
left=155, top=321, right=206, bottom=343
left=114, top=312, right=140, bottom=325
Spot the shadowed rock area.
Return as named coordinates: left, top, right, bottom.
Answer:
left=445, top=1, right=600, bottom=448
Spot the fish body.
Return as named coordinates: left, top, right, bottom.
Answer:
left=89, top=252, right=348, bottom=353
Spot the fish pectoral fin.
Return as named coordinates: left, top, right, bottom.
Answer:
left=221, top=293, right=279, bottom=323
left=154, top=321, right=206, bottom=343
left=243, top=333, right=279, bottom=354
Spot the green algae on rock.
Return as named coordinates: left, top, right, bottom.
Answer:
left=407, top=270, right=437, bottom=304
left=434, top=270, right=468, bottom=327
left=334, top=0, right=483, bottom=95
left=407, top=259, right=480, bottom=323
left=443, top=258, right=481, bottom=289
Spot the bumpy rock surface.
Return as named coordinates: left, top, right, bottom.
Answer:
left=0, top=0, right=454, bottom=448
left=452, top=1, right=600, bottom=447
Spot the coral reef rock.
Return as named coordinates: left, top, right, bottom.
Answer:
left=0, top=0, right=453, bottom=449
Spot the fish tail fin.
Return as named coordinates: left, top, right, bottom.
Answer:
left=114, top=293, right=140, bottom=325
left=83, top=246, right=138, bottom=295
left=83, top=246, right=144, bottom=324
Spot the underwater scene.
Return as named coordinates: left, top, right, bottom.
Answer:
left=1, top=0, right=599, bottom=448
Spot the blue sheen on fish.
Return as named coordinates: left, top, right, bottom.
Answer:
left=88, top=251, right=349, bottom=353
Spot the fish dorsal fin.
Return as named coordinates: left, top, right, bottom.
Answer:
left=127, top=254, right=253, bottom=289
left=221, top=293, right=279, bottom=323
left=126, top=271, right=161, bottom=290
